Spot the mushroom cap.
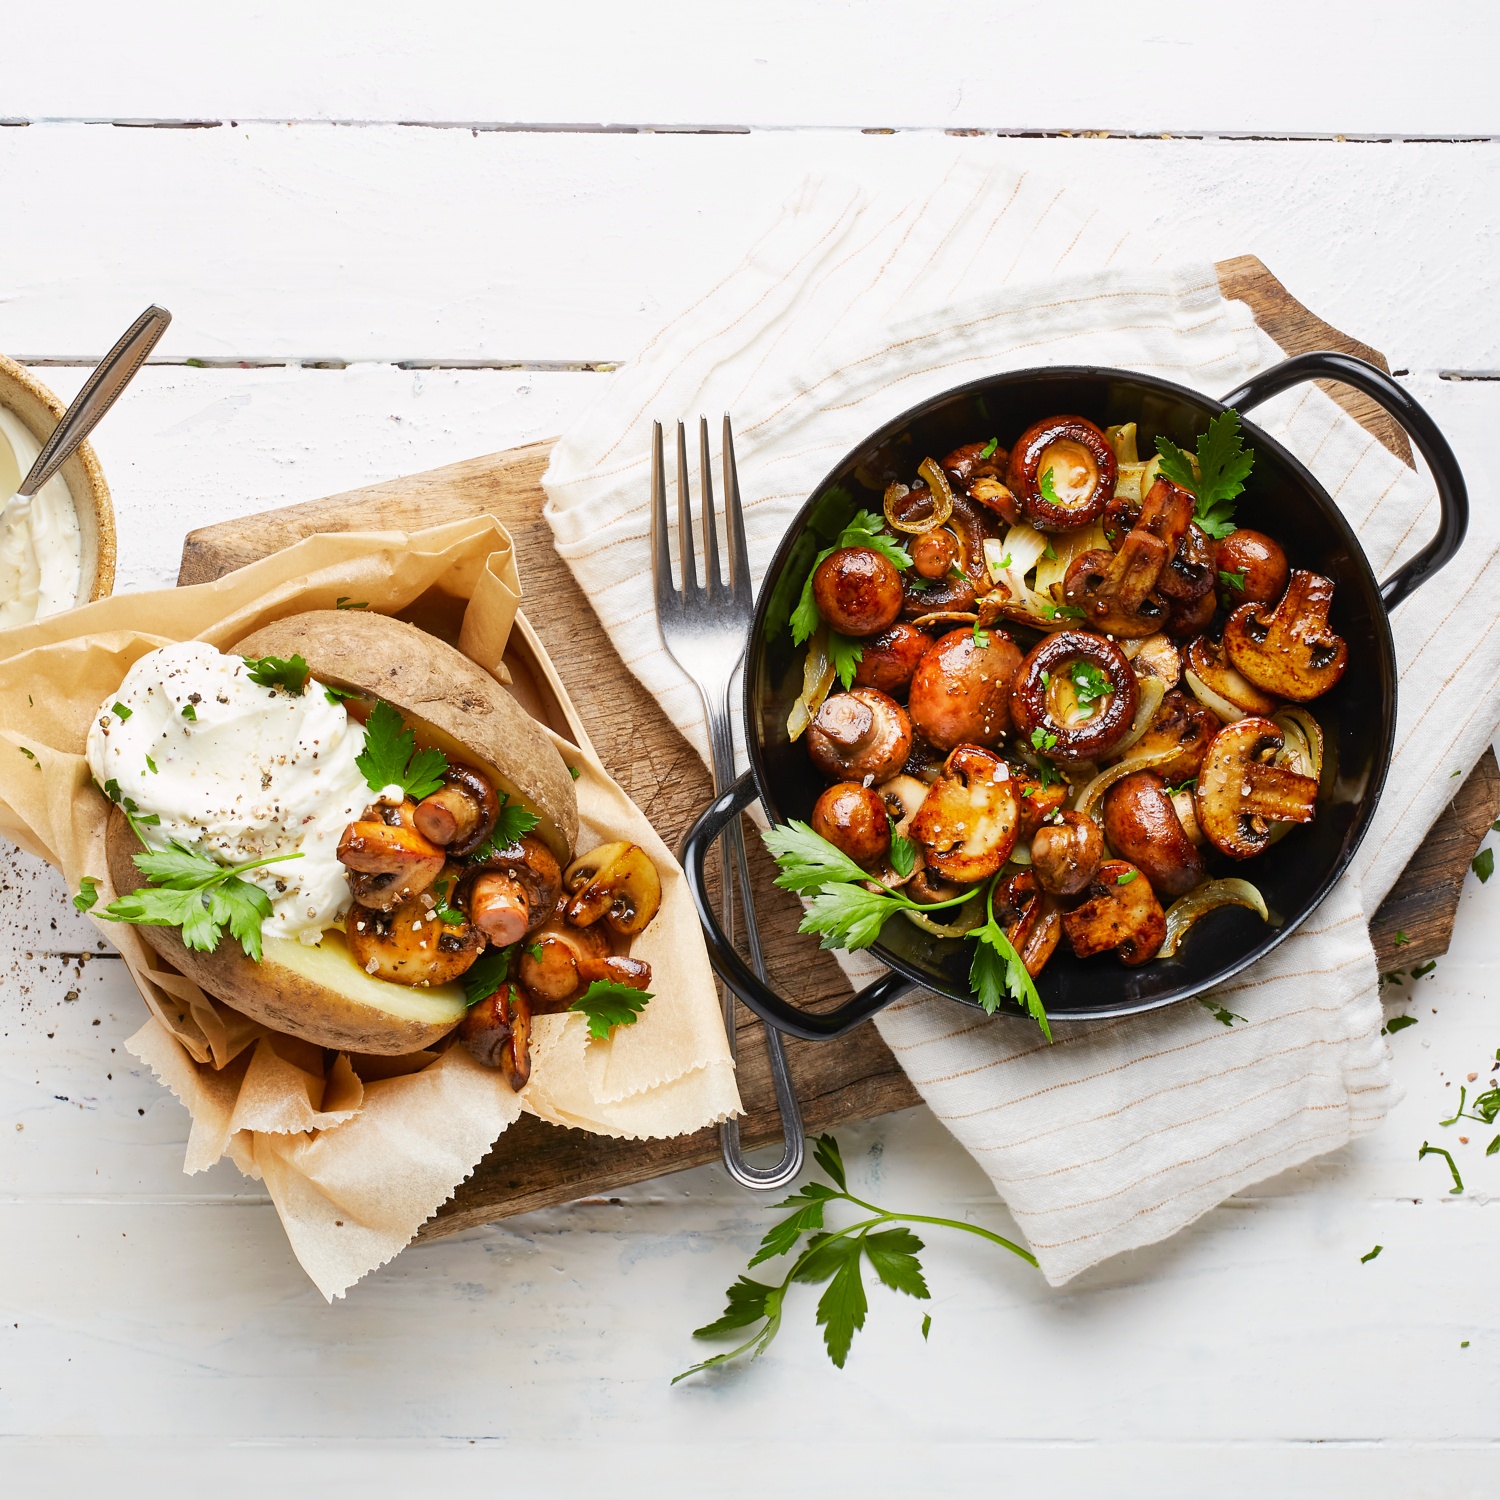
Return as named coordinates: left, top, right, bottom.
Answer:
left=1031, top=809, right=1105, bottom=897
left=907, top=626, right=1023, bottom=751
left=1194, top=716, right=1319, bottom=860
left=1128, top=688, right=1220, bottom=785
left=1216, top=528, right=1290, bottom=606
left=811, top=782, right=891, bottom=867
left=1010, top=630, right=1139, bottom=762
left=852, top=622, right=932, bottom=695
left=812, top=545, right=905, bottom=637
left=1102, top=771, right=1207, bottom=899
left=1006, top=415, right=1117, bottom=531
left=807, top=688, right=913, bottom=783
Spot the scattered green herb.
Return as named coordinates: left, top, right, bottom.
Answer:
left=1360, top=1245, right=1383, bottom=1264
left=1040, top=603, right=1087, bottom=622
left=675, top=1134, right=1035, bottom=1381
left=1165, top=777, right=1198, bottom=796
left=568, top=765, right=581, bottom=780
left=789, top=512, right=913, bottom=645
left=18, top=746, right=36, bottom=763
left=431, top=876, right=465, bottom=926
left=1219, top=568, right=1247, bottom=592
left=889, top=832, right=917, bottom=880
left=72, top=877, right=100, bottom=913
left=1439, top=1084, right=1500, bottom=1129
left=527, top=942, right=544, bottom=962
left=323, top=684, right=359, bottom=705
left=570, top=979, right=652, bottom=1041
left=335, top=597, right=369, bottom=610
left=1116, top=869, right=1139, bottom=885
left=1393, top=930, right=1411, bottom=946
left=966, top=872, right=1049, bottom=1036
left=1418, top=1140, right=1464, bottom=1194
left=462, top=946, right=513, bottom=1007
left=180, top=703, right=197, bottom=721
left=1200, top=999, right=1246, bottom=1027
left=1030, top=727, right=1059, bottom=752
left=1155, top=409, right=1254, bottom=540
left=1037, top=469, right=1061, bottom=508
left=145, top=755, right=158, bottom=774
left=1473, top=848, right=1494, bottom=884
left=241, top=654, right=311, bottom=696
left=1384, top=1015, right=1418, bottom=1034
left=1069, top=660, right=1110, bottom=706
left=1043, top=540, right=1057, bottom=561
left=979, top=438, right=999, bottom=460
left=1039, top=669, right=1050, bottom=687
left=468, top=794, right=541, bottom=860
left=355, top=700, right=448, bottom=799
left=111, top=702, right=132, bottom=722
left=971, top=622, right=989, bottom=649
left=1411, top=960, right=1438, bottom=979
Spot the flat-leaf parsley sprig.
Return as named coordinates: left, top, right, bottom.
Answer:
left=1155, top=409, right=1255, bottom=540
left=355, top=700, right=449, bottom=799
left=675, top=1134, right=1035, bottom=1380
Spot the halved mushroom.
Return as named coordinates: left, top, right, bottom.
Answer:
left=1013, top=768, right=1068, bottom=840
left=1184, top=635, right=1279, bottom=721
left=1223, top=570, right=1347, bottom=703
left=1101, top=771, right=1207, bottom=898
left=906, top=626, right=1022, bottom=751
left=1006, top=415, right=1117, bottom=531
left=1127, top=688, right=1220, bottom=784
left=459, top=981, right=532, bottom=1091
left=812, top=782, right=891, bottom=867
left=1195, top=717, right=1319, bottom=860
left=1216, top=528, right=1289, bottom=606
left=412, top=764, right=500, bottom=857
left=991, top=870, right=1062, bottom=977
left=1031, top=810, right=1104, bottom=897
left=807, top=688, right=914, bottom=783
left=852, top=622, right=932, bottom=695
left=563, top=841, right=663, bottom=937
left=516, top=915, right=652, bottom=1010
left=1010, top=630, right=1139, bottom=762
left=1121, top=631, right=1182, bottom=690
left=1062, top=860, right=1167, bottom=966
left=345, top=889, right=486, bottom=986
left=942, top=441, right=1018, bottom=524
left=1156, top=522, right=1216, bottom=602
left=908, top=745, right=1019, bottom=883
left=337, top=802, right=447, bottom=911
left=458, top=833, right=564, bottom=946
left=812, top=545, right=904, bottom=637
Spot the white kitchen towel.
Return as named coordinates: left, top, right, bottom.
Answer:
left=542, top=155, right=1500, bottom=1284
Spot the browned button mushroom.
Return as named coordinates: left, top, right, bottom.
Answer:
left=412, top=764, right=500, bottom=857
left=1031, top=809, right=1104, bottom=897
left=1101, top=486, right=1142, bottom=550
left=991, top=870, right=1062, bottom=977
left=517, top=917, right=652, bottom=1009
left=811, top=782, right=891, bottom=867
left=911, top=527, right=959, bottom=580
left=1223, top=569, right=1347, bottom=703
left=1014, top=768, right=1068, bottom=840
left=1102, top=771, right=1207, bottom=898
left=807, top=689, right=913, bottom=783
left=563, top=841, right=663, bottom=936
left=852, top=622, right=931, bottom=695
left=1216, top=528, right=1289, bottom=606
left=1128, top=688, right=1220, bottom=783
left=1157, top=522, right=1216, bottom=602
left=337, top=802, right=446, bottom=911
left=909, top=745, right=1019, bottom=883
left=1164, top=586, right=1218, bottom=641
left=458, top=833, right=563, bottom=945
left=812, top=545, right=905, bottom=637
left=906, top=626, right=1022, bottom=751
left=1062, top=478, right=1192, bottom=637
left=1195, top=717, right=1319, bottom=859
left=1006, top=415, right=1117, bottom=531
left=942, top=441, right=1018, bottom=524
left=1062, top=860, right=1167, bottom=966
left=1184, top=635, right=1279, bottom=719
left=345, top=889, right=485, bottom=986
left=1010, top=630, right=1139, bottom=762
left=897, top=493, right=1001, bottom=618
left=459, top=981, right=532, bottom=1091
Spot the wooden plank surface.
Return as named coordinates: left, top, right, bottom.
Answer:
left=177, top=255, right=1500, bottom=1234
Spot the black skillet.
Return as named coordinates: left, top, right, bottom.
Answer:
left=680, top=354, right=1468, bottom=1041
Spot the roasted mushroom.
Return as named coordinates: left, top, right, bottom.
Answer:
left=412, top=764, right=500, bottom=857
left=910, top=527, right=959, bottom=580
left=906, top=626, right=1023, bottom=751
left=942, top=441, right=1018, bottom=523
left=908, top=745, right=1019, bottom=883
left=1013, top=768, right=1068, bottom=839
left=1127, top=688, right=1220, bottom=784
left=1062, top=860, right=1167, bottom=966
left=1223, top=570, right=1347, bottom=703
left=852, top=622, right=932, bottom=695
left=811, top=782, right=891, bottom=867
left=459, top=981, right=532, bottom=1091
left=1195, top=717, right=1318, bottom=860
left=345, top=889, right=486, bottom=986
left=563, top=841, right=663, bottom=936
left=1102, top=771, right=1207, bottom=898
left=1030, top=809, right=1104, bottom=897
left=1010, top=630, right=1139, bottom=762
left=1006, top=415, right=1117, bottom=531
left=337, top=801, right=447, bottom=911
left=459, top=833, right=564, bottom=946
left=1122, top=631, right=1182, bottom=689
left=812, top=545, right=904, bottom=637
left=1164, top=585, right=1218, bottom=641
left=516, top=915, right=652, bottom=1009
left=1216, top=528, right=1289, bottom=606
left=1184, top=634, right=1279, bottom=720
left=1156, top=522, right=1216, bottom=602
left=807, top=688, right=913, bottom=783
left=990, top=870, right=1062, bottom=977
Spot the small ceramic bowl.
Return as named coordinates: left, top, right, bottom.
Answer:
left=0, top=352, right=117, bottom=607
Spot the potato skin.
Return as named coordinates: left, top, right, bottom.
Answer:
left=106, top=810, right=464, bottom=1053
left=234, top=610, right=578, bottom=862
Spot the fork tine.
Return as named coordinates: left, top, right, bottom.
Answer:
left=722, top=413, right=752, bottom=598
left=699, top=416, right=724, bottom=599
left=675, top=421, right=699, bottom=598
left=649, top=421, right=675, bottom=608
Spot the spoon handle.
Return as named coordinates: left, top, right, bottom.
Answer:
left=16, top=304, right=171, bottom=500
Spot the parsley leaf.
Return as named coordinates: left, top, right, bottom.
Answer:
left=462, top=945, right=513, bottom=1007
left=1219, top=568, right=1247, bottom=592
left=467, top=794, right=542, bottom=860
left=570, top=978, right=652, bottom=1041
left=971, top=622, right=989, bottom=648
left=1361, top=1245, right=1383, bottom=1264
left=748, top=1183, right=836, bottom=1269
left=827, top=631, right=864, bottom=691
left=72, top=877, right=100, bottom=912
left=1418, top=1140, right=1464, bottom=1194
left=241, top=654, right=311, bottom=696
left=889, top=832, right=917, bottom=880
left=1116, top=869, right=1139, bottom=885
left=1384, top=1014, right=1418, bottom=1034
left=789, top=511, right=912, bottom=645
left=1473, top=847, right=1494, bottom=884
left=354, top=700, right=449, bottom=799
left=335, top=597, right=368, bottom=610
left=1040, top=602, right=1087, bottom=622
left=1069, top=660, right=1109, bottom=705
left=111, top=702, right=131, bottom=721
left=180, top=703, right=196, bottom=720
left=863, top=1226, right=930, bottom=1301
left=1155, top=410, right=1254, bottom=541
left=803, top=1236, right=868, bottom=1369
left=968, top=873, right=1049, bottom=1038
left=1037, top=468, right=1061, bottom=507
left=1200, top=998, right=1247, bottom=1026
left=979, top=437, right=998, bottom=460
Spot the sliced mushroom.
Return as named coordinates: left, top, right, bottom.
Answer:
left=345, top=889, right=485, bottom=986
left=412, top=764, right=500, bottom=857
left=990, top=870, right=1062, bottom=977
left=337, top=802, right=446, bottom=911
left=853, top=622, right=932, bottom=694
left=516, top=915, right=653, bottom=1011
left=1195, top=716, right=1319, bottom=860
left=1062, top=860, right=1167, bottom=966
left=563, top=841, right=663, bottom=936
left=1030, top=810, right=1104, bottom=897
left=1184, top=635, right=1279, bottom=720
left=1127, top=688, right=1220, bottom=784
left=812, top=545, right=905, bottom=637
left=457, top=833, right=563, bottom=944
left=1157, top=522, right=1216, bottom=602
left=908, top=745, right=1019, bottom=884
left=807, top=688, right=914, bottom=783
left=812, top=782, right=891, bottom=867
left=1013, top=768, right=1068, bottom=840
left=459, top=981, right=532, bottom=1091
left=1216, top=528, right=1289, bottom=606
left=1010, top=630, right=1139, bottom=762
left=906, top=626, right=1023, bottom=751
left=1223, top=569, right=1348, bottom=703
left=1006, top=416, right=1117, bottom=531
left=1121, top=631, right=1182, bottom=689
left=1101, top=771, right=1207, bottom=898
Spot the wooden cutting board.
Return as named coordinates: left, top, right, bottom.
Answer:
left=179, top=256, right=1500, bottom=1236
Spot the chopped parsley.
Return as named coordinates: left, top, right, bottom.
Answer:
left=1069, top=660, right=1110, bottom=706
left=1384, top=1015, right=1418, bottom=1034
left=1418, top=1139, right=1464, bottom=1194
left=468, top=794, right=541, bottom=860
left=979, top=437, right=999, bottom=460
left=111, top=702, right=131, bottom=721
left=971, top=622, right=989, bottom=648
left=72, top=877, right=100, bottom=913
left=1040, top=603, right=1087, bottom=622
left=1116, top=869, right=1138, bottom=885
left=335, top=597, right=368, bottom=610
left=1037, top=468, right=1061, bottom=507
left=1219, top=568, right=1247, bottom=592
left=1360, top=1245, right=1383, bottom=1264
left=1473, top=847, right=1494, bottom=883
left=1030, top=727, right=1059, bottom=752
left=180, top=703, right=196, bottom=721
left=241, top=653, right=311, bottom=696
left=462, top=945, right=514, bottom=1007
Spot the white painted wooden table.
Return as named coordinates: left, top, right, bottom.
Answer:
left=3, top=6, right=1499, bottom=1495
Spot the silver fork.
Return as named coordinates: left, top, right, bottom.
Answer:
left=651, top=415, right=805, bottom=1190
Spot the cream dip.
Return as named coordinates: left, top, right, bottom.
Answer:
left=85, top=641, right=378, bottom=945
left=0, top=404, right=83, bottom=628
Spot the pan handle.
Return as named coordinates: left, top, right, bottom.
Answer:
left=679, top=772, right=917, bottom=1041
left=1220, top=351, right=1469, bottom=612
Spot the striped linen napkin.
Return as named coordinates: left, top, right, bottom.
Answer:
left=542, top=154, right=1500, bottom=1283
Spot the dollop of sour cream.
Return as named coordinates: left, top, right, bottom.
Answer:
left=0, top=404, right=83, bottom=628
left=85, top=641, right=376, bottom=945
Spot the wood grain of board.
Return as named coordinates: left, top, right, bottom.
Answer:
left=177, top=256, right=1500, bottom=1235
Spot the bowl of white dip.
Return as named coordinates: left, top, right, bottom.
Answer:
left=0, top=352, right=116, bottom=628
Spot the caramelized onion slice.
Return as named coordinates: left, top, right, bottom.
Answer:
left=1266, top=707, right=1325, bottom=845
left=788, top=624, right=837, bottom=742
left=1071, top=739, right=1183, bottom=820
left=909, top=459, right=958, bottom=531
left=900, top=903, right=987, bottom=939
left=1158, top=879, right=1271, bottom=958
left=1110, top=676, right=1167, bottom=757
